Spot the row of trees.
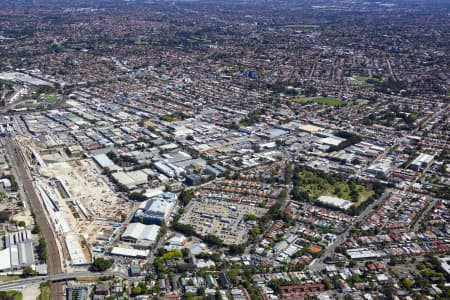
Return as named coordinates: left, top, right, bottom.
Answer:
left=203, top=234, right=223, bottom=247
left=172, top=222, right=195, bottom=236
left=178, top=189, right=193, bottom=206
left=128, top=191, right=147, bottom=201
left=131, top=282, right=149, bottom=296
left=373, top=76, right=407, bottom=94
left=36, top=237, right=47, bottom=261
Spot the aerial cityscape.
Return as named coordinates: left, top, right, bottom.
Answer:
left=0, top=0, right=448, bottom=299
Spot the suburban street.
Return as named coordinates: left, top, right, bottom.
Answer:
left=309, top=189, right=391, bottom=272
left=0, top=1, right=448, bottom=299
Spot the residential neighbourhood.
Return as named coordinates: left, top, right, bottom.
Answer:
left=0, top=0, right=448, bottom=299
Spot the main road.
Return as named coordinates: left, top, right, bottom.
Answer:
left=4, top=136, right=64, bottom=299
left=0, top=271, right=128, bottom=291
left=308, top=189, right=391, bottom=272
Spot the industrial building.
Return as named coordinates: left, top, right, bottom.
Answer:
left=0, top=178, right=11, bottom=189
left=162, top=150, right=192, bottom=163
left=121, top=223, right=160, bottom=248
left=346, top=248, right=386, bottom=260
left=153, top=160, right=185, bottom=178
left=110, top=246, right=149, bottom=258
left=163, top=235, right=187, bottom=251
left=0, top=230, right=35, bottom=271
left=92, top=153, right=117, bottom=170
left=65, top=233, right=90, bottom=266
left=409, top=153, right=434, bottom=171
left=112, top=169, right=151, bottom=189
left=133, top=192, right=176, bottom=225
left=185, top=174, right=202, bottom=186
left=66, top=145, right=83, bottom=157
left=367, top=158, right=392, bottom=176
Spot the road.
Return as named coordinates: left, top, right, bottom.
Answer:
left=308, top=101, right=449, bottom=272
left=0, top=271, right=128, bottom=291
left=387, top=59, right=395, bottom=80
left=4, top=137, right=64, bottom=299
left=309, top=189, right=391, bottom=272
left=5, top=85, right=25, bottom=106
left=411, top=198, right=438, bottom=232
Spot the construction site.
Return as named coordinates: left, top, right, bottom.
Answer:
left=15, top=136, right=133, bottom=270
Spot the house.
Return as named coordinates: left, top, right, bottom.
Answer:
left=218, top=272, right=231, bottom=289
left=129, top=262, right=142, bottom=277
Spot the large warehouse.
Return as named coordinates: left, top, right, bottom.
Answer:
left=0, top=230, right=35, bottom=272
left=111, top=169, right=151, bottom=189
left=133, top=192, right=176, bottom=225
left=121, top=223, right=160, bottom=248
left=409, top=153, right=434, bottom=171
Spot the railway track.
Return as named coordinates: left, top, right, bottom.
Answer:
left=5, top=137, right=64, bottom=299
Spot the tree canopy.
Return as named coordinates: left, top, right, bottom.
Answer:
left=91, top=257, right=113, bottom=272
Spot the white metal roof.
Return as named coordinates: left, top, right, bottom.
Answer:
left=122, top=223, right=160, bottom=242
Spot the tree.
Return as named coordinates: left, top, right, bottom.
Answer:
left=37, top=237, right=47, bottom=261
left=172, top=222, right=194, bottom=236
left=278, top=188, right=288, bottom=201
left=31, top=225, right=40, bottom=234
left=381, top=283, right=396, bottom=300
left=0, top=210, right=10, bottom=222
left=402, top=278, right=414, bottom=290
left=245, top=214, right=257, bottom=221
left=203, top=234, right=223, bottom=247
left=91, top=257, right=113, bottom=272
left=239, top=109, right=262, bottom=127
left=128, top=192, right=147, bottom=201
left=116, top=183, right=129, bottom=193
left=197, top=286, right=206, bottom=297
left=178, top=190, right=193, bottom=206
left=388, top=257, right=399, bottom=266
left=250, top=226, right=260, bottom=239
left=323, top=278, right=333, bottom=290
left=229, top=244, right=245, bottom=255
left=131, top=286, right=142, bottom=295
left=351, top=273, right=362, bottom=283
left=0, top=291, right=21, bottom=299
left=22, top=266, right=35, bottom=277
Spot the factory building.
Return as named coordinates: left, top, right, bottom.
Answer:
left=121, top=223, right=160, bottom=248
left=409, top=153, right=434, bottom=171
left=133, top=192, right=176, bottom=225
left=0, top=230, right=35, bottom=271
